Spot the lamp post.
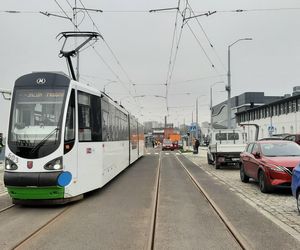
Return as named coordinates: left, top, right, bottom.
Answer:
left=227, top=38, right=252, bottom=129
left=210, top=81, right=224, bottom=129
left=0, top=89, right=12, bottom=100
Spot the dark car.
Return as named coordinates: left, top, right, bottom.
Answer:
left=172, top=141, right=179, bottom=150
left=283, top=134, right=300, bottom=145
left=240, top=140, right=300, bottom=193
left=162, top=139, right=174, bottom=151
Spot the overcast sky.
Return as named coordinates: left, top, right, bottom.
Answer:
left=1, top=0, right=300, bottom=133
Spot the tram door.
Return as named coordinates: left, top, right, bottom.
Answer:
left=64, top=89, right=78, bottom=179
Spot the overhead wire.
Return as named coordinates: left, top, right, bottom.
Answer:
left=3, top=6, right=300, bottom=14
left=164, top=0, right=181, bottom=110
left=53, top=0, right=73, bottom=24
left=186, top=2, right=226, bottom=72
left=92, top=46, right=131, bottom=94
left=65, top=0, right=73, bottom=10
left=184, top=20, right=220, bottom=75
left=77, top=0, right=142, bottom=114
left=172, top=74, right=226, bottom=85
left=53, top=0, right=140, bottom=113
left=165, top=0, right=186, bottom=114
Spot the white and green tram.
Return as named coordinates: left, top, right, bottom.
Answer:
left=4, top=72, right=144, bottom=204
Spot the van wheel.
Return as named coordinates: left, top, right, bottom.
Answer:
left=240, top=163, right=249, bottom=183
left=207, top=153, right=213, bottom=165
left=259, top=171, right=270, bottom=193
left=214, top=155, right=220, bottom=169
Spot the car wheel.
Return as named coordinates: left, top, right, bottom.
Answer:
left=297, top=191, right=300, bottom=214
left=240, top=163, right=249, bottom=183
left=259, top=171, right=270, bottom=193
left=207, top=153, right=213, bottom=165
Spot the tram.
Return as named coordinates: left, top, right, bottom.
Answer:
left=4, top=71, right=144, bottom=204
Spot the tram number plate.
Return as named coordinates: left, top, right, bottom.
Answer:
left=8, top=153, right=19, bottom=163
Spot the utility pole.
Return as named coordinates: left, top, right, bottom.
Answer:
left=227, top=38, right=252, bottom=129
left=164, top=115, right=167, bottom=128
left=227, top=45, right=231, bottom=129
left=210, top=86, right=213, bottom=128
left=196, top=97, right=198, bottom=139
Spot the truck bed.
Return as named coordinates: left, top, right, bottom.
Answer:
left=210, top=143, right=246, bottom=153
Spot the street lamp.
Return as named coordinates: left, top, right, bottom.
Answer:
left=0, top=89, right=11, bottom=100
left=210, top=81, right=224, bottom=129
left=227, top=38, right=252, bottom=128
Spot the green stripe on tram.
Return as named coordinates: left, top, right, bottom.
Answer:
left=7, top=186, right=64, bottom=200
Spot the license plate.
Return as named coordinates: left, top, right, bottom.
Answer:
left=232, top=158, right=240, bottom=161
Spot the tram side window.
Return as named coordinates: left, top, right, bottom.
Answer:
left=109, top=104, right=115, bottom=140
left=102, top=100, right=110, bottom=141
left=91, top=95, right=102, bottom=141
left=78, top=92, right=92, bottom=141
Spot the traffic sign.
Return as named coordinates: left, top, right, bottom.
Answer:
left=189, top=123, right=197, bottom=132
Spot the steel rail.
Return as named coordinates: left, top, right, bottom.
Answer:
left=146, top=151, right=162, bottom=250
left=12, top=206, right=71, bottom=250
left=0, top=204, right=15, bottom=213
left=174, top=154, right=252, bottom=250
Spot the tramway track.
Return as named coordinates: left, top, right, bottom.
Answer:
left=0, top=204, right=15, bottom=214
left=11, top=206, right=71, bottom=250
left=174, top=154, right=251, bottom=250
left=146, top=151, right=161, bottom=250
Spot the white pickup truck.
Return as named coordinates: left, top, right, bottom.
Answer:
left=207, top=129, right=247, bottom=169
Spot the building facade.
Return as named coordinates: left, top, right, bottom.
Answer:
left=212, top=92, right=283, bottom=129
left=236, top=92, right=300, bottom=141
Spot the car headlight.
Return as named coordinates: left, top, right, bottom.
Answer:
left=44, top=157, right=63, bottom=170
left=267, top=164, right=285, bottom=172
left=5, top=158, right=18, bottom=170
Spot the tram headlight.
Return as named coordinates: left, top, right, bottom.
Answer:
left=5, top=158, right=18, bottom=170
left=44, top=157, right=63, bottom=170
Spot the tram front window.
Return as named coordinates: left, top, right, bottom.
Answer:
left=8, top=88, right=66, bottom=159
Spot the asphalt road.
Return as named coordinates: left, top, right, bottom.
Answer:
left=15, top=154, right=159, bottom=250
left=154, top=152, right=240, bottom=249
left=0, top=148, right=299, bottom=249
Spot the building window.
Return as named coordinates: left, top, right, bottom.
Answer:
left=292, top=100, right=297, bottom=112
left=280, top=104, right=284, bottom=115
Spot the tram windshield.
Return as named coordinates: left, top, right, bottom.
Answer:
left=8, top=88, right=67, bottom=159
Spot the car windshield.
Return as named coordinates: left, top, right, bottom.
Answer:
left=163, top=139, right=172, bottom=145
left=260, top=142, right=300, bottom=157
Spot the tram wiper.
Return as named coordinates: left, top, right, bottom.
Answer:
left=30, top=128, right=60, bottom=154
